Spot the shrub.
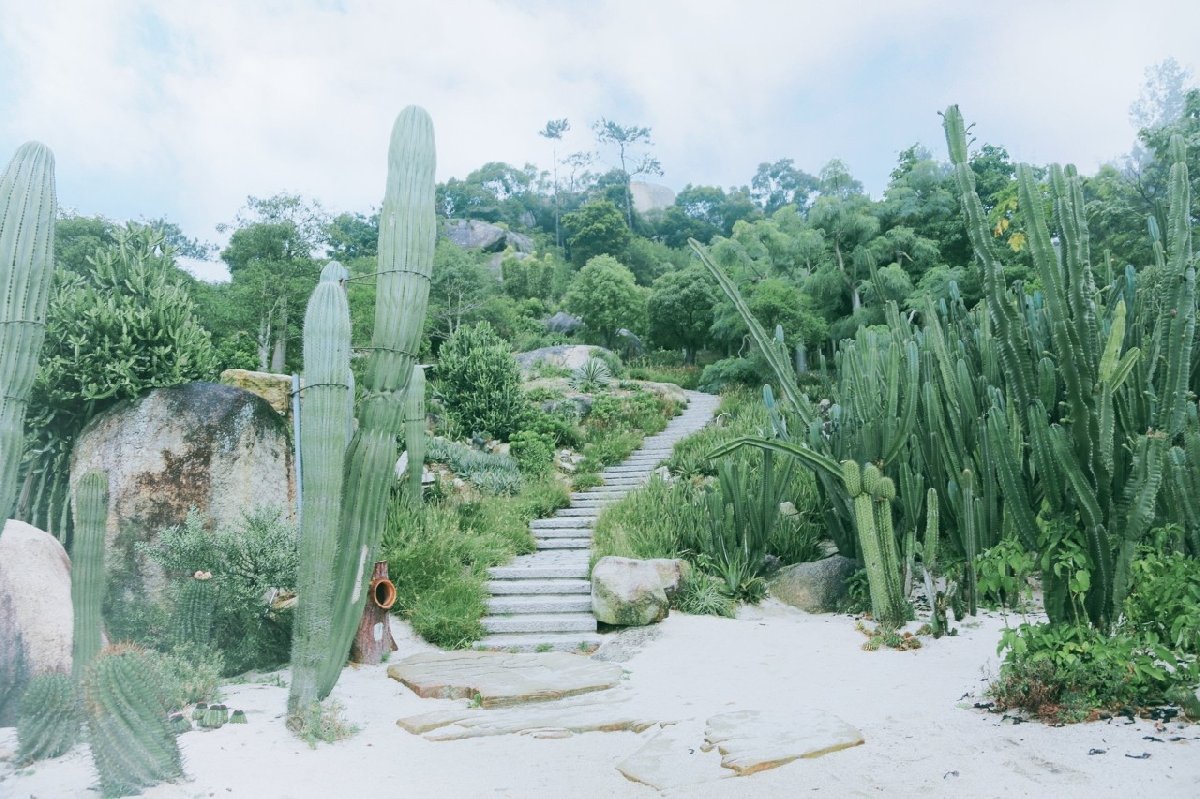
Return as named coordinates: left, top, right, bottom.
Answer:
left=436, top=321, right=528, bottom=440
left=426, top=436, right=523, bottom=494
left=509, top=430, right=555, bottom=475
left=570, top=357, right=613, bottom=392
left=137, top=510, right=297, bottom=675
left=145, top=643, right=224, bottom=710
left=674, top=571, right=736, bottom=618
left=523, top=406, right=584, bottom=449
left=697, top=356, right=763, bottom=394
left=1123, top=536, right=1200, bottom=655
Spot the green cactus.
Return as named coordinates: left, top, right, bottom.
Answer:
left=167, top=713, right=191, bottom=735
left=191, top=702, right=208, bottom=722
left=16, top=672, right=81, bottom=762
left=84, top=647, right=183, bottom=797
left=288, top=261, right=353, bottom=715
left=71, top=471, right=108, bottom=681
left=0, top=142, right=57, bottom=525
left=173, top=572, right=216, bottom=649
left=843, top=461, right=907, bottom=626
left=404, top=364, right=427, bottom=501
left=230, top=709, right=247, bottom=724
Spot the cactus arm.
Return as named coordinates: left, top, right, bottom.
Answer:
left=71, top=472, right=108, bottom=681
left=708, top=436, right=840, bottom=482
left=0, top=142, right=56, bottom=523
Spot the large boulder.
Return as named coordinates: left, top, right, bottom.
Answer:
left=0, top=520, right=73, bottom=725
left=219, top=369, right=293, bottom=416
left=545, top=311, right=583, bottom=335
left=592, top=556, right=688, bottom=627
left=70, top=383, right=295, bottom=597
left=516, top=345, right=615, bottom=374
left=444, top=220, right=534, bottom=254
left=630, top=181, right=676, bottom=214
left=768, top=555, right=856, bottom=613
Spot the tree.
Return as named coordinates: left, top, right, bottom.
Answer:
left=562, top=199, right=630, bottom=267
left=21, top=224, right=216, bottom=538
left=657, top=185, right=761, bottom=248
left=539, top=118, right=570, bottom=249
left=750, top=159, right=818, bottom=214
left=565, top=255, right=646, bottom=348
left=592, top=118, right=663, bottom=226
left=435, top=321, right=527, bottom=441
left=427, top=240, right=496, bottom=343
left=808, top=192, right=878, bottom=314
left=1129, top=57, right=1193, bottom=132
left=647, top=267, right=716, bottom=363
left=325, top=211, right=379, bottom=261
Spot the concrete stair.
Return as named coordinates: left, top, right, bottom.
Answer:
left=477, top=390, right=721, bottom=653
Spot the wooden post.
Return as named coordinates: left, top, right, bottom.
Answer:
left=350, top=561, right=398, bottom=664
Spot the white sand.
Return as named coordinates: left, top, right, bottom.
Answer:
left=2, top=604, right=1198, bottom=798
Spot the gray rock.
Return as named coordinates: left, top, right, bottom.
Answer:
left=70, top=383, right=295, bottom=598
left=444, top=220, right=534, bottom=253
left=591, top=556, right=671, bottom=626
left=769, top=555, right=856, bottom=613
left=630, top=181, right=676, bottom=214
left=544, top=312, right=584, bottom=335
left=516, top=344, right=614, bottom=373
left=0, top=520, right=73, bottom=725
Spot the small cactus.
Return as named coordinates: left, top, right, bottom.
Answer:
left=230, top=709, right=248, bottom=724
left=16, top=672, right=81, bottom=762
left=84, top=647, right=183, bottom=797
left=167, top=712, right=191, bottom=735
left=191, top=702, right=208, bottom=721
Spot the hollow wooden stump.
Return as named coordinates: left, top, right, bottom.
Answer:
left=350, top=561, right=398, bottom=664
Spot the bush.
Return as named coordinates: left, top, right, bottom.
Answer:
left=523, top=406, right=584, bottom=449
left=146, top=643, right=224, bottom=710
left=628, top=364, right=702, bottom=390
left=426, top=437, right=523, bottom=495
left=510, top=430, right=555, bottom=475
left=436, top=321, right=529, bottom=441
left=137, top=510, right=297, bottom=675
left=1123, top=534, right=1200, bottom=655
left=697, top=356, right=763, bottom=394
left=570, top=357, right=613, bottom=392
left=674, top=571, right=736, bottom=618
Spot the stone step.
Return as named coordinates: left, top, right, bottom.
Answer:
left=475, top=632, right=603, bottom=653
left=531, top=516, right=591, bottom=529
left=553, top=507, right=600, bottom=518
left=486, top=595, right=593, bottom=614
left=482, top=613, right=598, bottom=634
left=532, top=528, right=592, bottom=539
left=485, top=578, right=591, bottom=595
left=535, top=539, right=590, bottom=549
left=488, top=564, right=589, bottom=580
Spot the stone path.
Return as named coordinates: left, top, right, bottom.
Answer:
left=478, top=389, right=721, bottom=652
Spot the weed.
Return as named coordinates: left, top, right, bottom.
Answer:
left=287, top=700, right=358, bottom=748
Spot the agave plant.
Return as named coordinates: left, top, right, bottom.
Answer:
left=570, top=357, right=612, bottom=392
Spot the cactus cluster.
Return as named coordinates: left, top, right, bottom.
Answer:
left=0, top=142, right=57, bottom=524
left=289, top=106, right=435, bottom=716
left=71, top=471, right=108, bottom=680
left=84, top=647, right=182, bottom=797
left=16, top=672, right=81, bottom=763
left=842, top=461, right=907, bottom=626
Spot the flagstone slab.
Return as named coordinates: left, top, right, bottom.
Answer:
left=703, top=709, right=864, bottom=775
left=617, top=721, right=729, bottom=791
left=386, top=650, right=623, bottom=708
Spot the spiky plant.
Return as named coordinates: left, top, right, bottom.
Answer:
left=16, top=672, right=81, bottom=762
left=0, top=142, right=56, bottom=525
left=71, top=471, right=107, bottom=680
left=569, top=357, right=612, bottom=391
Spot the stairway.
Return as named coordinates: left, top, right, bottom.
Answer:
left=479, top=390, right=721, bottom=653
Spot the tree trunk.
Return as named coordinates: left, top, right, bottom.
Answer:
left=270, top=302, right=287, bottom=373
left=350, top=561, right=398, bottom=665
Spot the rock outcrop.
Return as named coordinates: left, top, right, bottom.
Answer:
left=0, top=520, right=73, bottom=725
left=515, top=345, right=614, bottom=374
left=219, top=369, right=293, bottom=416
left=444, top=220, right=534, bottom=254
left=769, top=555, right=856, bottom=613
left=70, top=383, right=295, bottom=596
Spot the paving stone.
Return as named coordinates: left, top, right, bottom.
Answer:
left=703, top=709, right=865, bottom=775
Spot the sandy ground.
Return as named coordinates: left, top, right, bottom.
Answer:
left=2, top=603, right=1198, bottom=799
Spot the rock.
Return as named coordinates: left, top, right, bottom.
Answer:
left=70, top=383, right=295, bottom=598
left=630, top=181, right=676, bottom=214
left=444, top=220, right=534, bottom=253
left=396, top=687, right=663, bottom=741
left=515, top=344, right=614, bottom=373
left=218, top=369, right=293, bottom=416
left=779, top=501, right=798, bottom=517
left=545, top=311, right=583, bottom=335
left=0, top=520, right=73, bottom=725
left=769, top=555, right=856, bottom=613
left=386, top=650, right=623, bottom=708
left=653, top=465, right=673, bottom=483
left=618, top=721, right=728, bottom=791
left=646, top=558, right=690, bottom=599
left=703, top=708, right=864, bottom=774
left=632, top=380, right=688, bottom=408
left=592, top=556, right=671, bottom=627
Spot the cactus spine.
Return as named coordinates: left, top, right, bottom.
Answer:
left=299, top=107, right=435, bottom=704
left=404, top=364, right=426, bottom=501
left=71, top=471, right=108, bottom=680
left=288, top=261, right=352, bottom=715
left=16, top=672, right=81, bottom=762
left=0, top=142, right=57, bottom=524
left=84, top=646, right=183, bottom=797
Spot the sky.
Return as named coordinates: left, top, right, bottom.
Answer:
left=1, top=0, right=1197, bottom=282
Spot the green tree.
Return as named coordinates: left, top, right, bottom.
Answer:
left=21, top=224, right=216, bottom=539
left=427, top=240, right=496, bottom=343
left=539, top=118, right=570, bottom=248
left=750, top=159, right=818, bottom=214
left=592, top=118, right=662, bottom=226
left=563, top=199, right=631, bottom=267
left=435, top=321, right=527, bottom=440
left=565, top=255, right=646, bottom=348
left=647, top=267, right=716, bottom=363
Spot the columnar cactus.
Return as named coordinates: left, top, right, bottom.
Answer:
left=404, top=364, right=426, bottom=501
left=0, top=142, right=57, bottom=525
left=84, top=646, right=183, bottom=797
left=843, top=461, right=907, bottom=626
left=173, top=571, right=216, bottom=649
left=16, top=672, right=81, bottom=762
left=288, top=261, right=352, bottom=715
left=71, top=471, right=108, bottom=681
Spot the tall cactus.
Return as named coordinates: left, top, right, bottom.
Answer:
left=71, top=471, right=108, bottom=681
left=842, top=461, right=907, bottom=626
left=172, top=572, right=216, bottom=649
left=288, top=261, right=352, bottom=715
left=312, top=107, right=435, bottom=701
left=0, top=142, right=56, bottom=525
left=84, top=646, right=183, bottom=797
left=404, top=364, right=427, bottom=501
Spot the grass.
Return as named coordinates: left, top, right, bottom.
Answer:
left=628, top=364, right=702, bottom=390
left=288, top=700, right=358, bottom=748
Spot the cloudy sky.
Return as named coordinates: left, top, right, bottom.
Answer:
left=1, top=0, right=1196, bottom=281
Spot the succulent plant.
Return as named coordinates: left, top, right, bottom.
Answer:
left=16, top=672, right=81, bottom=762
left=71, top=471, right=108, bottom=680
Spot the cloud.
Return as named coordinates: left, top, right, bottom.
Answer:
left=1, top=0, right=1196, bottom=282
